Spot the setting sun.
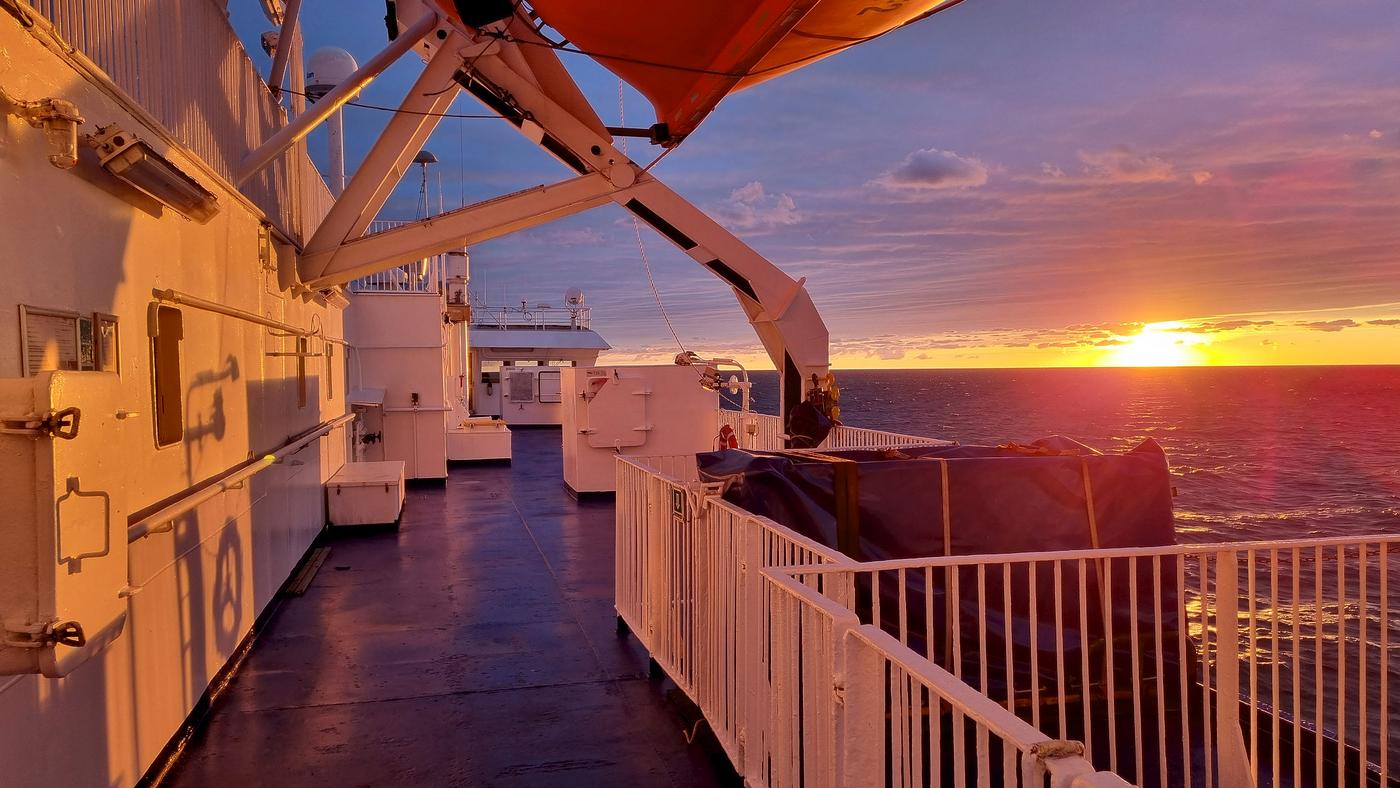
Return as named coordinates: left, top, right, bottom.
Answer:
left=1105, top=322, right=1209, bottom=367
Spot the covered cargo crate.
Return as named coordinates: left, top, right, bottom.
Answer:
left=697, top=437, right=1187, bottom=711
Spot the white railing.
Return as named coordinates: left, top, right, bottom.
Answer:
left=788, top=537, right=1399, bottom=787
left=348, top=221, right=450, bottom=294
left=347, top=259, right=444, bottom=294
left=763, top=569, right=1132, bottom=787
left=469, top=301, right=592, bottom=331
left=615, top=456, right=848, bottom=774
left=24, top=0, right=333, bottom=243
left=720, top=408, right=951, bottom=451
left=615, top=455, right=1126, bottom=787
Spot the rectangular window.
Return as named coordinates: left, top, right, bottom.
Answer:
left=537, top=369, right=562, bottom=403
left=546, top=359, right=575, bottom=367
left=19, top=305, right=81, bottom=376
left=151, top=305, right=184, bottom=447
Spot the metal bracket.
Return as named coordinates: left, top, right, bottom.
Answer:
left=0, top=406, right=81, bottom=439
left=3, top=620, right=86, bottom=650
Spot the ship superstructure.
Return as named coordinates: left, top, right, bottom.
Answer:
left=0, top=2, right=1394, bottom=787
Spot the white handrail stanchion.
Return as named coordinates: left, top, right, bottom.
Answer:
left=839, top=633, right=885, bottom=788
left=1214, top=551, right=1257, bottom=787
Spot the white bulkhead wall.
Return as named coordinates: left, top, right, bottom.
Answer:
left=343, top=292, right=449, bottom=478
left=0, top=16, right=347, bottom=787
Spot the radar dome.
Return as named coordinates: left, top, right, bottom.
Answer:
left=305, top=48, right=358, bottom=102
left=565, top=287, right=585, bottom=305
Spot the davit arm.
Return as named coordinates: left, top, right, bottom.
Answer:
left=292, top=3, right=830, bottom=421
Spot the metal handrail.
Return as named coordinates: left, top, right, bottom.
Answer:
left=127, top=412, right=355, bottom=542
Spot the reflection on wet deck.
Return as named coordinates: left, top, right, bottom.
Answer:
left=165, top=429, right=734, bottom=786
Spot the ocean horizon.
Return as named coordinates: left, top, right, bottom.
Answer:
left=738, top=364, right=1400, bottom=543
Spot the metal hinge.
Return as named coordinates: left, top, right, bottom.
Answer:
left=3, top=620, right=86, bottom=649
left=0, top=407, right=81, bottom=439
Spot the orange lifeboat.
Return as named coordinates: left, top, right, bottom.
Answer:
left=434, top=0, right=962, bottom=143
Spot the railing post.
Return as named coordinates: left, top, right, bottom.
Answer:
left=739, top=517, right=764, bottom=779
left=838, top=632, right=884, bottom=788
left=1213, top=550, right=1256, bottom=787
left=645, top=477, right=664, bottom=655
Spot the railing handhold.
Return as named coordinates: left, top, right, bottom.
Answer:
left=1031, top=739, right=1086, bottom=760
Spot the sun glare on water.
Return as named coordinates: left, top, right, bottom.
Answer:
left=1106, top=322, right=1209, bottom=366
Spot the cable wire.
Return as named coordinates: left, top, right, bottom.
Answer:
left=619, top=79, right=686, bottom=355
left=277, top=88, right=501, bottom=119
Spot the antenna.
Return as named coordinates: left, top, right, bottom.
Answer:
left=414, top=149, right=437, bottom=219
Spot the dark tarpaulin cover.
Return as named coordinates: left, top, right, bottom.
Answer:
left=697, top=437, right=1185, bottom=706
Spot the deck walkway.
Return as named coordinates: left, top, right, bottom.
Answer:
left=165, top=429, right=732, bottom=787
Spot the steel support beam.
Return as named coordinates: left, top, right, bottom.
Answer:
left=265, top=0, right=302, bottom=98
left=303, top=173, right=625, bottom=289
left=239, top=12, right=439, bottom=184
left=460, top=34, right=830, bottom=414
left=299, top=32, right=468, bottom=281
left=610, top=175, right=830, bottom=392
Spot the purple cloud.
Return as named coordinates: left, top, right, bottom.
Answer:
left=876, top=148, right=989, bottom=190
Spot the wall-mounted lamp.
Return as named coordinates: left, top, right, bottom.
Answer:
left=88, top=125, right=219, bottom=224
left=322, top=288, right=351, bottom=309
left=1, top=87, right=84, bottom=169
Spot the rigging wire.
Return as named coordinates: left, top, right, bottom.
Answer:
left=619, top=79, right=685, bottom=355
left=276, top=88, right=501, bottom=119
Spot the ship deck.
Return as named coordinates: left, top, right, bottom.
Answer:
left=163, top=429, right=734, bottom=787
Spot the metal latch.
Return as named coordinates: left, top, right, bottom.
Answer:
left=4, top=620, right=86, bottom=649
left=0, top=406, right=81, bottom=439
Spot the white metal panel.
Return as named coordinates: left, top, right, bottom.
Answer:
left=0, top=371, right=129, bottom=677
left=561, top=365, right=717, bottom=493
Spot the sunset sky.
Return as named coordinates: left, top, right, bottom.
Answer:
left=234, top=1, right=1400, bottom=368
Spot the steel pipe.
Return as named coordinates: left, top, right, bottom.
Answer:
left=265, top=0, right=303, bottom=98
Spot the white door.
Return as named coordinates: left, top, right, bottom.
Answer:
left=0, top=371, right=130, bottom=677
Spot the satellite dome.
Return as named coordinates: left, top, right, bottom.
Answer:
left=565, top=287, right=585, bottom=305
left=305, top=48, right=358, bottom=102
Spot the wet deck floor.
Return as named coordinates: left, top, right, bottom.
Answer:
left=164, top=429, right=735, bottom=787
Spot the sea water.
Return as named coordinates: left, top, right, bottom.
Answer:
left=744, top=365, right=1400, bottom=541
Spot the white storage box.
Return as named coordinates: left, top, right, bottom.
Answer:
left=447, top=417, right=512, bottom=462
left=327, top=461, right=406, bottom=526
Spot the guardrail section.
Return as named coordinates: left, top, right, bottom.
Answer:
left=616, top=455, right=1127, bottom=787
left=719, top=409, right=950, bottom=452
left=791, top=538, right=1398, bottom=787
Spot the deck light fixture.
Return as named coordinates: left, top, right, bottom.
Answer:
left=0, top=88, right=84, bottom=169
left=89, top=125, right=220, bottom=224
